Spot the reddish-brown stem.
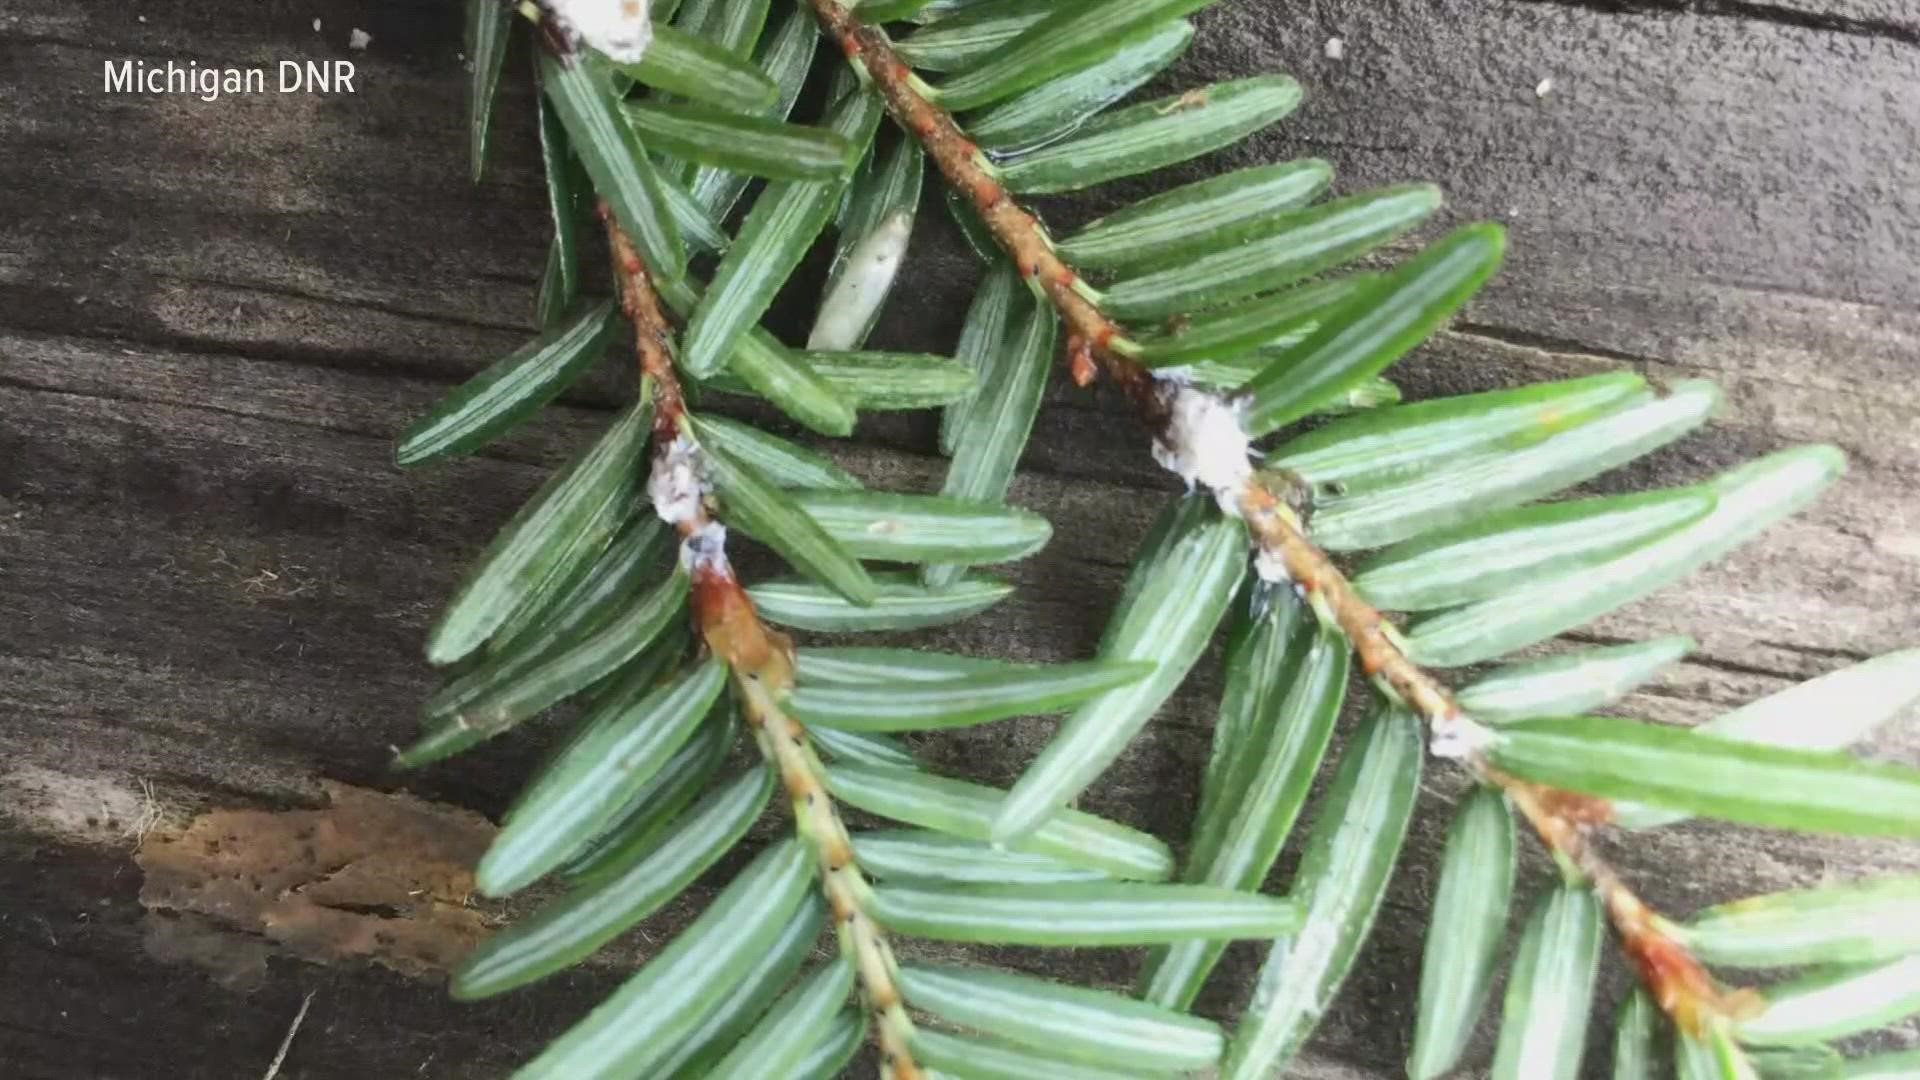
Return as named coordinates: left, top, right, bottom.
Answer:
left=807, top=0, right=1738, bottom=1032
left=1237, top=483, right=1462, bottom=726
left=601, top=203, right=687, bottom=441
left=806, top=0, right=1166, bottom=425
left=603, top=205, right=767, bottom=666
left=1500, top=775, right=1757, bottom=1031
left=601, top=207, right=922, bottom=1078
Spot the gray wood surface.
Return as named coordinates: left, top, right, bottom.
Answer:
left=2, top=0, right=1917, bottom=1076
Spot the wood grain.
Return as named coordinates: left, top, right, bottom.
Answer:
left=1, top=0, right=1916, bottom=1076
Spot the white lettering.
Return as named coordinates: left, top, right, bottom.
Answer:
left=101, top=59, right=344, bottom=98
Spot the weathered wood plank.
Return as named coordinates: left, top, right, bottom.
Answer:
left=2, top=0, right=1917, bottom=1076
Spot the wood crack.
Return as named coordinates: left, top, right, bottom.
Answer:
left=0, top=371, right=414, bottom=450
left=144, top=272, right=534, bottom=339
left=1449, top=321, right=1664, bottom=368
left=1519, top=0, right=1920, bottom=47
left=1753, top=638, right=1876, bottom=664
left=1557, top=629, right=1796, bottom=681
left=0, top=318, right=506, bottom=397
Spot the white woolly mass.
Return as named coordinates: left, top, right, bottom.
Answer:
left=1151, top=381, right=1255, bottom=515
left=1253, top=546, right=1291, bottom=585
left=648, top=435, right=708, bottom=526
left=1429, top=713, right=1499, bottom=761
left=548, top=0, right=653, bottom=63
left=680, top=520, right=732, bottom=574
left=807, top=209, right=914, bottom=351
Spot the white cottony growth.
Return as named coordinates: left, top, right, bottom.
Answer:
left=680, top=520, right=732, bottom=575
left=1430, top=712, right=1498, bottom=760
left=649, top=435, right=708, bottom=525
left=546, top=0, right=653, bottom=63
left=808, top=209, right=914, bottom=351
left=1151, top=380, right=1255, bottom=515
left=648, top=437, right=729, bottom=573
left=1253, top=546, right=1290, bottom=585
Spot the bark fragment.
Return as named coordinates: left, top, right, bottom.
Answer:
left=136, top=780, right=497, bottom=978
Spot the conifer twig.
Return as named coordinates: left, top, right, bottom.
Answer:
left=602, top=208, right=924, bottom=1078
left=740, top=676, right=924, bottom=1080
left=806, top=1, right=1166, bottom=420
left=804, top=0, right=1742, bottom=1032
left=602, top=204, right=687, bottom=438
